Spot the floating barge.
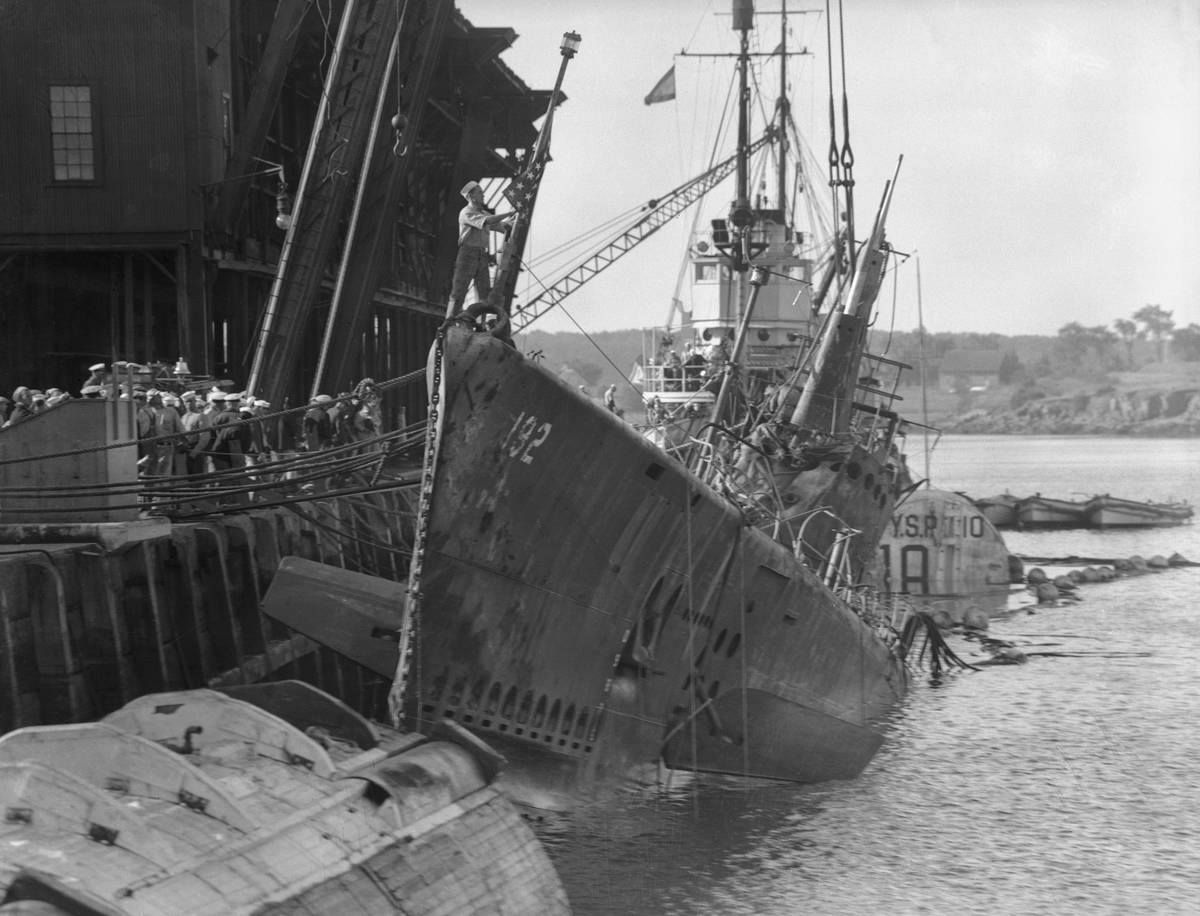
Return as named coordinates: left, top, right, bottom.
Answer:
left=1084, top=494, right=1195, bottom=529
left=1017, top=494, right=1089, bottom=529
left=971, top=493, right=1021, bottom=529
left=971, top=493, right=1193, bottom=530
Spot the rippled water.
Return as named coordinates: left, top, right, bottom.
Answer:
left=540, top=436, right=1200, bottom=914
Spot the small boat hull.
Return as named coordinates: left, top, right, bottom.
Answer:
left=1017, top=495, right=1088, bottom=528
left=1085, top=495, right=1194, bottom=529
left=973, top=493, right=1020, bottom=529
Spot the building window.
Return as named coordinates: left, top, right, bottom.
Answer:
left=694, top=263, right=718, bottom=282
left=50, top=85, right=96, bottom=181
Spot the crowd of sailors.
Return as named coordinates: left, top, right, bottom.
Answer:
left=647, top=339, right=729, bottom=393
left=0, top=362, right=382, bottom=481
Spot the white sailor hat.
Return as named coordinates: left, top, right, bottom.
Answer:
left=460, top=180, right=482, bottom=199
left=88, top=363, right=106, bottom=372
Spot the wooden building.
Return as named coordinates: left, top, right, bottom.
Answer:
left=0, top=0, right=552, bottom=426
left=937, top=348, right=1005, bottom=393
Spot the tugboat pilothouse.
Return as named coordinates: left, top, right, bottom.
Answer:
left=641, top=209, right=816, bottom=453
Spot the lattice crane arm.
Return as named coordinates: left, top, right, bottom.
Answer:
left=511, top=125, right=776, bottom=333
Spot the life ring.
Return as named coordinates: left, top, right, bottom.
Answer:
left=461, top=300, right=511, bottom=341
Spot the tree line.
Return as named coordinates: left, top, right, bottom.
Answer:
left=870, top=303, right=1197, bottom=386
left=525, top=302, right=1196, bottom=398
left=1058, top=303, right=1196, bottom=368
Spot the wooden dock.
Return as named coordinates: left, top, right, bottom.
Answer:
left=0, top=493, right=415, bottom=733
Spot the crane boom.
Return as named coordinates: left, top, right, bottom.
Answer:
left=246, top=0, right=399, bottom=406
left=511, top=125, right=776, bottom=332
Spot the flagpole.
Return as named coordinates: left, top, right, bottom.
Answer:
left=490, top=31, right=582, bottom=318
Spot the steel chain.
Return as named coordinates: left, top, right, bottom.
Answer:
left=388, top=325, right=447, bottom=727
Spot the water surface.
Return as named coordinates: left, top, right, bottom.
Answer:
left=541, top=436, right=1200, bottom=915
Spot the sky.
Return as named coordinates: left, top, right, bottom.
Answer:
left=457, top=0, right=1200, bottom=337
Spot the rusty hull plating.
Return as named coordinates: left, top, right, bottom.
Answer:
left=405, top=325, right=908, bottom=793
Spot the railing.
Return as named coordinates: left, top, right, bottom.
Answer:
left=641, top=361, right=716, bottom=396
left=691, top=438, right=917, bottom=654
left=787, top=504, right=864, bottom=588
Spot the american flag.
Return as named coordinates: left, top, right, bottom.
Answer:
left=505, top=110, right=555, bottom=212
left=504, top=153, right=549, bottom=212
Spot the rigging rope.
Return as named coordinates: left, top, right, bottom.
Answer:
left=284, top=498, right=412, bottom=562
left=684, top=476, right=700, bottom=807
left=665, top=62, right=740, bottom=332
left=835, top=0, right=856, bottom=265
left=0, top=367, right=425, bottom=468
left=737, top=535, right=749, bottom=778
left=390, top=0, right=411, bottom=155
left=881, top=252, right=901, bottom=354
left=0, top=424, right=419, bottom=495
left=837, top=0, right=854, bottom=179
left=526, top=201, right=648, bottom=270
left=516, top=259, right=645, bottom=401
left=824, top=0, right=841, bottom=220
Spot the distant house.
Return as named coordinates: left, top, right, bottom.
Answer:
left=939, top=349, right=1004, bottom=393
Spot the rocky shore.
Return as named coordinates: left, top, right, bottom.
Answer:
left=945, top=385, right=1200, bottom=436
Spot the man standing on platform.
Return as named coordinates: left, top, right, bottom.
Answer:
left=447, top=180, right=513, bottom=317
